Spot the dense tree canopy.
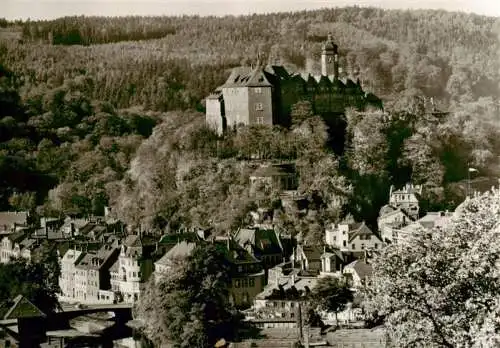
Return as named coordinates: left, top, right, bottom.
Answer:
left=364, top=188, right=500, bottom=347
left=0, top=7, right=498, bottom=235
left=0, top=253, right=60, bottom=316
left=133, top=243, right=241, bottom=347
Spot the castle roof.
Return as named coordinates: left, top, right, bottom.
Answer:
left=222, top=66, right=274, bottom=88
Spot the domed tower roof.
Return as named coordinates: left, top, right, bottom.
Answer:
left=322, top=33, right=338, bottom=53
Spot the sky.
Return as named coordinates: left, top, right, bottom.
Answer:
left=3, top=0, right=500, bottom=21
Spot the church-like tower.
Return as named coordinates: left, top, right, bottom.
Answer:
left=321, top=33, right=339, bottom=78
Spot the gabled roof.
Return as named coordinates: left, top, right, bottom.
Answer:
left=213, top=238, right=260, bottom=264
left=298, top=245, right=323, bottom=261
left=234, top=226, right=283, bottom=255
left=4, top=295, right=46, bottom=320
left=344, top=260, right=373, bottom=280
left=246, top=68, right=274, bottom=87
left=155, top=241, right=196, bottom=267
left=348, top=222, right=378, bottom=242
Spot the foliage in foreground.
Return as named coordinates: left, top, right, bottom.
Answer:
left=0, top=248, right=60, bottom=317
left=364, top=188, right=500, bottom=347
left=133, top=244, right=242, bottom=347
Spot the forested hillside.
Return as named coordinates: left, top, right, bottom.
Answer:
left=0, top=7, right=499, bottom=235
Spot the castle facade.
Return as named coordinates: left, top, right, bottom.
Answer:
left=205, top=34, right=383, bottom=134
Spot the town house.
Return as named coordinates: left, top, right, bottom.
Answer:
left=110, top=234, right=154, bottom=304
left=325, top=222, right=383, bottom=253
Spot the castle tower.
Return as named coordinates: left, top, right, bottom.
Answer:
left=321, top=33, right=339, bottom=78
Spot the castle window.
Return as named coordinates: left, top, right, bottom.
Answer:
left=254, top=87, right=262, bottom=94
left=255, top=103, right=263, bottom=111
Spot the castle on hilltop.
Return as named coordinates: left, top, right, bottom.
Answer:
left=205, top=34, right=383, bottom=134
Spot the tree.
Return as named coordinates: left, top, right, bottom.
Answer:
left=310, top=276, right=354, bottom=325
left=290, top=100, right=314, bottom=128
left=0, top=258, right=59, bottom=316
left=133, top=243, right=240, bottom=347
left=364, top=187, right=500, bottom=347
left=8, top=191, right=36, bottom=212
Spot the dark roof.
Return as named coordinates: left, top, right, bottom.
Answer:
left=234, top=227, right=283, bottom=256
left=7, top=231, right=27, bottom=243
left=158, top=232, right=201, bottom=246
left=4, top=295, right=45, bottom=320
left=214, top=238, right=260, bottom=264
left=299, top=245, right=323, bottom=261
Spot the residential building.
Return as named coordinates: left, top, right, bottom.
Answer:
left=205, top=34, right=382, bottom=134
left=233, top=225, right=285, bottom=270
left=110, top=234, right=154, bottom=304
left=343, top=260, right=373, bottom=289
left=59, top=249, right=84, bottom=300
left=319, top=248, right=345, bottom=278
left=154, top=240, right=196, bottom=277
left=246, top=274, right=318, bottom=329
left=377, top=206, right=414, bottom=243
left=0, top=211, right=29, bottom=234
left=209, top=236, right=265, bottom=308
left=294, top=245, right=323, bottom=274
left=325, top=222, right=383, bottom=252
left=59, top=244, right=119, bottom=304
left=249, top=163, right=298, bottom=195
left=387, top=183, right=422, bottom=220
left=0, top=232, right=33, bottom=263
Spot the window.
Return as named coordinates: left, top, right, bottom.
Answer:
left=291, top=312, right=295, bottom=318
left=343, top=241, right=346, bottom=247
left=290, top=302, right=294, bottom=308
left=256, top=116, right=264, bottom=124
left=249, top=278, right=255, bottom=287
left=235, top=279, right=241, bottom=288
left=255, top=103, right=263, bottom=111
left=352, top=244, right=355, bottom=250
left=254, top=87, right=262, bottom=94
left=374, top=243, right=378, bottom=249
left=361, top=244, right=365, bottom=250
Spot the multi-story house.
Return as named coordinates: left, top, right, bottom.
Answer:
left=205, top=34, right=382, bottom=134
left=233, top=225, right=285, bottom=271
left=110, top=234, right=154, bottom=304
left=59, top=249, right=84, bottom=300
left=387, top=183, right=422, bottom=220
left=325, top=222, right=383, bottom=253
left=377, top=183, right=422, bottom=243
left=60, top=244, right=119, bottom=304
left=247, top=274, right=318, bottom=329
left=211, top=236, right=266, bottom=309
